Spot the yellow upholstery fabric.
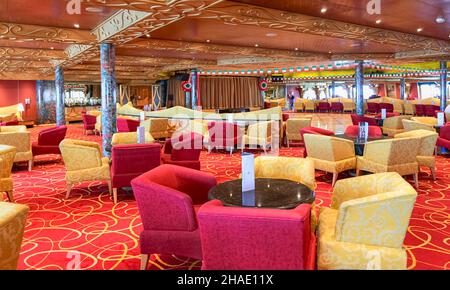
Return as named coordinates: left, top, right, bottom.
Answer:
left=411, top=97, right=440, bottom=106
left=403, top=102, right=415, bottom=115
left=356, top=137, right=420, bottom=177
left=402, top=119, right=435, bottom=132
left=117, top=102, right=143, bottom=115
left=60, top=139, right=111, bottom=196
left=141, top=118, right=170, bottom=139
left=304, top=134, right=356, bottom=184
left=111, top=132, right=155, bottom=146
left=0, top=104, right=23, bottom=122
left=293, top=99, right=304, bottom=111
left=286, top=118, right=312, bottom=145
left=303, top=99, right=315, bottom=111
left=0, top=145, right=16, bottom=201
left=95, top=114, right=102, bottom=133
left=242, top=121, right=274, bottom=151
left=411, top=117, right=438, bottom=126
left=382, top=116, right=410, bottom=137
left=254, top=156, right=316, bottom=190
left=394, top=130, right=438, bottom=175
left=0, top=202, right=29, bottom=270
left=317, top=172, right=417, bottom=270
left=87, top=110, right=101, bottom=117
left=0, top=126, right=32, bottom=164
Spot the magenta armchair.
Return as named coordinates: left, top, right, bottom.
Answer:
left=379, top=103, right=394, bottom=113
left=331, top=102, right=344, bottom=113
left=32, top=126, right=67, bottom=157
left=82, top=112, right=97, bottom=135
left=344, top=125, right=382, bottom=137
left=367, top=103, right=380, bottom=114
left=351, top=114, right=378, bottom=126
left=207, top=121, right=242, bottom=153
left=131, top=164, right=217, bottom=270
left=317, top=102, right=331, bottom=113
left=162, top=132, right=203, bottom=170
left=415, top=104, right=426, bottom=116
left=198, top=200, right=316, bottom=270
left=110, top=143, right=161, bottom=204
left=437, top=124, right=450, bottom=151
left=117, top=118, right=140, bottom=133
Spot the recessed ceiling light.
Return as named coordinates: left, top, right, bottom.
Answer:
left=145, top=34, right=151, bottom=38
left=85, top=6, right=104, bottom=13
left=255, top=44, right=259, bottom=47
left=436, top=16, right=446, bottom=24
left=206, top=39, right=211, bottom=43
left=328, top=51, right=332, bottom=54
left=50, top=47, right=54, bottom=50
left=266, top=32, right=278, bottom=37
left=376, top=19, right=382, bottom=24
left=321, top=7, right=327, bottom=13
left=295, top=48, right=299, bottom=51
left=417, top=28, right=423, bottom=32
left=74, top=24, right=80, bottom=29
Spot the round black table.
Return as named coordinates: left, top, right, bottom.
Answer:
left=334, top=134, right=391, bottom=156
left=208, top=178, right=315, bottom=209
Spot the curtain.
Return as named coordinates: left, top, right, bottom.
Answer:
left=168, top=78, right=185, bottom=107
left=199, top=77, right=261, bottom=109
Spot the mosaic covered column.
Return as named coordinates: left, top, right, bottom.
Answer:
left=191, top=69, right=199, bottom=109
left=440, top=61, right=447, bottom=112
left=355, top=61, right=365, bottom=116
left=331, top=81, right=336, bottom=98
left=100, top=43, right=117, bottom=157
left=55, top=65, right=65, bottom=126
left=400, top=78, right=406, bottom=100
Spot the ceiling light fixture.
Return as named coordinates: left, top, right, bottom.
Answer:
left=376, top=19, right=382, bottom=24
left=255, top=44, right=259, bottom=47
left=295, top=48, right=299, bottom=51
left=85, top=7, right=104, bottom=13
left=436, top=16, right=446, bottom=24
left=74, top=24, right=80, bottom=29
left=321, top=7, right=327, bottom=13
left=417, top=28, right=423, bottom=32
left=266, top=32, right=278, bottom=37
left=206, top=39, right=211, bottom=43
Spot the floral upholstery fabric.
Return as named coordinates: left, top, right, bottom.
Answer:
left=0, top=104, right=23, bottom=122
left=243, top=121, right=274, bottom=149
left=411, top=117, right=438, bottom=126
left=402, top=119, right=435, bottom=132
left=382, top=116, right=410, bottom=137
left=304, top=134, right=356, bottom=174
left=141, top=118, right=170, bottom=139
left=0, top=145, right=16, bottom=195
left=0, top=126, right=32, bottom=163
left=60, top=139, right=111, bottom=184
left=356, top=137, right=420, bottom=176
left=286, top=118, right=312, bottom=142
left=0, top=202, right=29, bottom=270
left=317, top=172, right=417, bottom=270
left=394, top=130, right=438, bottom=169
left=111, top=132, right=155, bottom=146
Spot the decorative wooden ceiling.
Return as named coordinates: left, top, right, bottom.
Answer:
left=0, top=0, right=448, bottom=82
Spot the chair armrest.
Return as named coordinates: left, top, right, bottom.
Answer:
left=361, top=140, right=391, bottom=164
left=332, top=138, right=356, bottom=160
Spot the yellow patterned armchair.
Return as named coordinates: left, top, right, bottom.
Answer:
left=141, top=118, right=170, bottom=139
left=60, top=139, right=111, bottom=199
left=0, top=202, right=29, bottom=270
left=395, top=130, right=438, bottom=180
left=0, top=145, right=16, bottom=202
left=403, top=102, right=415, bottom=115
left=285, top=118, right=312, bottom=147
left=242, top=121, right=274, bottom=153
left=304, top=99, right=316, bottom=112
left=317, top=172, right=417, bottom=270
left=111, top=132, right=155, bottom=146
left=356, top=137, right=420, bottom=188
left=411, top=117, right=438, bottom=126
left=95, top=114, right=102, bottom=135
left=0, top=125, right=33, bottom=171
left=304, top=134, right=356, bottom=186
left=402, top=119, right=435, bottom=132
left=382, top=116, right=410, bottom=137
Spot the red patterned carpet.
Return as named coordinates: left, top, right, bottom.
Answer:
left=8, top=124, right=450, bottom=270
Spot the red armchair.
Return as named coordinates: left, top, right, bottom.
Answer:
left=32, top=126, right=67, bottom=157
left=415, top=104, right=426, bottom=116
left=110, top=143, right=161, bottom=204
left=344, top=125, right=383, bottom=137
left=425, top=105, right=440, bottom=117
left=367, top=103, right=380, bottom=114
left=131, top=164, right=217, bottom=270
left=437, top=124, right=450, bottom=151
left=351, top=114, right=378, bottom=126
left=82, top=112, right=97, bottom=135
left=331, top=102, right=344, bottom=113
left=379, top=103, right=394, bottom=113
left=207, top=121, right=242, bottom=153
left=0, top=120, right=19, bottom=126
left=117, top=118, right=140, bottom=133
left=198, top=200, right=316, bottom=270
left=162, top=132, right=203, bottom=170
left=300, top=126, right=334, bottom=157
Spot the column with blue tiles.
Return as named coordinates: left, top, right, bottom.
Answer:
left=355, top=60, right=365, bottom=116
left=55, top=65, right=65, bottom=126
left=440, top=61, right=447, bottom=112
left=100, top=43, right=117, bottom=157
left=191, top=69, right=199, bottom=109
left=400, top=78, right=406, bottom=100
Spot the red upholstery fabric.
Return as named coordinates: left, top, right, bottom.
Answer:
left=198, top=200, right=315, bottom=270
left=0, top=120, right=19, bottom=126
left=300, top=126, right=335, bottom=158
left=367, top=103, right=380, bottom=114
left=82, top=112, right=97, bottom=131
left=117, top=118, right=140, bottom=133
left=131, top=165, right=217, bottom=259
left=111, top=143, right=161, bottom=189
left=344, top=125, right=383, bottom=137
left=424, top=105, right=440, bottom=117
left=375, top=112, right=399, bottom=119
left=437, top=125, right=450, bottom=150
left=32, top=126, right=67, bottom=156
left=282, top=113, right=290, bottom=122
left=162, top=132, right=203, bottom=170
left=415, top=104, right=426, bottom=116
left=331, top=102, right=344, bottom=112
left=379, top=103, right=394, bottom=113
left=351, top=114, right=378, bottom=126
left=208, top=121, right=242, bottom=149
left=318, top=102, right=331, bottom=112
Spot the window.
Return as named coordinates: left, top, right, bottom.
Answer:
left=303, top=88, right=316, bottom=100
left=334, top=86, right=349, bottom=98
left=419, top=83, right=440, bottom=99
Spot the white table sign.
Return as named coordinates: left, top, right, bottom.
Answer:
left=437, top=112, right=445, bottom=127
left=140, top=112, right=146, bottom=122
left=381, top=108, right=387, bottom=120
left=241, top=153, right=255, bottom=192
left=137, top=126, right=146, bottom=144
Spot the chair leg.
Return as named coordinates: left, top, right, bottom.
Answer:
left=413, top=173, right=419, bottom=189
left=356, top=169, right=361, bottom=176
left=6, top=191, right=14, bottom=202
left=113, top=188, right=118, bottom=204
left=28, top=160, right=33, bottom=171
left=332, top=173, right=338, bottom=187
left=66, top=183, right=73, bottom=199
left=107, top=180, right=112, bottom=196
left=140, top=254, right=150, bottom=270
left=431, top=167, right=436, bottom=181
